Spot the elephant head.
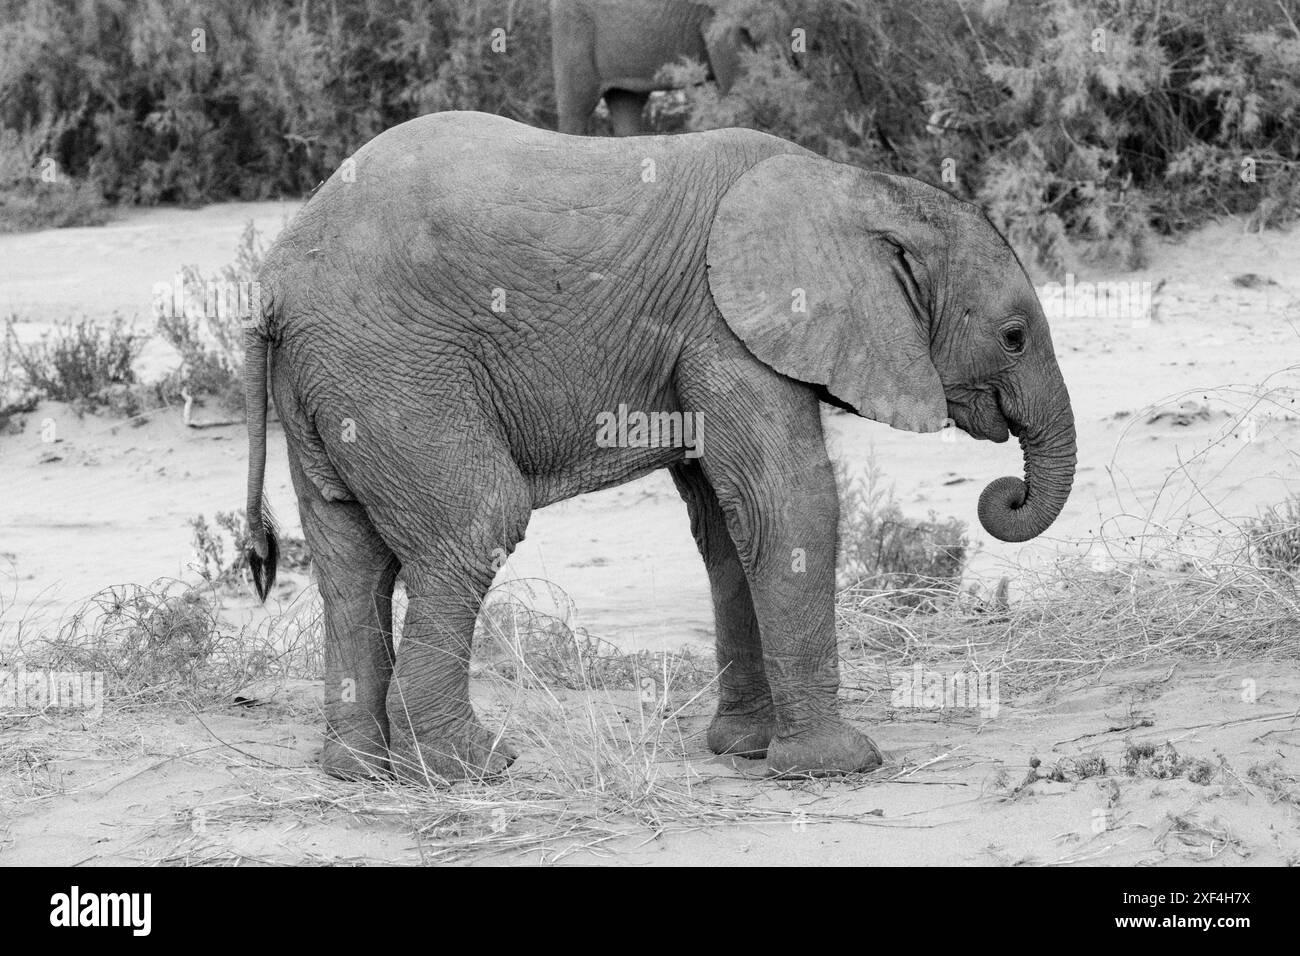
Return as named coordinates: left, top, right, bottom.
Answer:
left=706, top=155, right=1075, bottom=543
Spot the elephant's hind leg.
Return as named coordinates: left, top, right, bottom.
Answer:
left=670, top=461, right=775, bottom=758
left=288, top=453, right=399, bottom=780
left=374, top=455, right=531, bottom=785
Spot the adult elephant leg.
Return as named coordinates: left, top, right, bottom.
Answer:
left=669, top=461, right=774, bottom=757
left=677, top=346, right=883, bottom=776
left=551, top=0, right=599, bottom=135
left=286, top=449, right=399, bottom=780
left=703, top=25, right=746, bottom=93
left=605, top=88, right=650, bottom=135
left=555, top=72, right=600, bottom=134
left=375, top=445, right=531, bottom=785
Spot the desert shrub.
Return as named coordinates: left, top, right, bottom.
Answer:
left=0, top=0, right=555, bottom=211
left=0, top=174, right=108, bottom=232
left=836, top=502, right=1300, bottom=694
left=190, top=512, right=253, bottom=587
left=6, top=0, right=1296, bottom=263
left=0, top=119, right=109, bottom=231
left=154, top=221, right=267, bottom=412
left=835, top=460, right=969, bottom=605
left=4, top=0, right=1297, bottom=260
left=8, top=580, right=323, bottom=703
left=477, top=591, right=714, bottom=693
left=6, top=315, right=146, bottom=404
left=671, top=0, right=1300, bottom=267
left=1121, top=740, right=1219, bottom=783
left=190, top=509, right=311, bottom=590
left=0, top=395, right=38, bottom=433
left=0, top=318, right=38, bottom=428
left=0, top=321, right=39, bottom=425
left=1244, top=493, right=1300, bottom=579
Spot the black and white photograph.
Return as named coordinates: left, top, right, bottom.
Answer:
left=0, top=0, right=1296, bottom=889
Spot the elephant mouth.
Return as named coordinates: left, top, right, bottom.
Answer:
left=997, top=389, right=1026, bottom=439
left=947, top=389, right=1010, bottom=443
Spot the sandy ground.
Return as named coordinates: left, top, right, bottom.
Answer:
left=1, top=202, right=1298, bottom=865
left=4, top=663, right=1297, bottom=865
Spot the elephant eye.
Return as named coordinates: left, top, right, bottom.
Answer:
left=1001, top=325, right=1026, bottom=354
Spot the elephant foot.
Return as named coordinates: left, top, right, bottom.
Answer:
left=322, top=735, right=392, bottom=780
left=767, top=721, right=883, bottom=778
left=707, top=708, right=776, bottom=759
left=389, top=720, right=517, bottom=785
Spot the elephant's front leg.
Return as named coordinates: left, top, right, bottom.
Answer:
left=669, top=461, right=774, bottom=757
left=679, top=359, right=882, bottom=776
left=742, top=458, right=881, bottom=775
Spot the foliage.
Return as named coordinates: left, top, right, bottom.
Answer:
left=671, top=0, right=1300, bottom=267
left=2, top=223, right=269, bottom=416
left=0, top=117, right=108, bottom=231
left=3, top=0, right=1298, bottom=261
left=0, top=0, right=555, bottom=210
left=5, top=315, right=146, bottom=405
left=1244, top=493, right=1300, bottom=580
left=155, top=221, right=267, bottom=412
left=190, top=509, right=311, bottom=590
left=8, top=580, right=324, bottom=703
left=835, top=459, right=970, bottom=605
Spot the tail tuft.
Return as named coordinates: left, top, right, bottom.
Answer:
left=247, top=504, right=279, bottom=602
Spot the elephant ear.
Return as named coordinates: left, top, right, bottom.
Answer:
left=706, top=154, right=948, bottom=432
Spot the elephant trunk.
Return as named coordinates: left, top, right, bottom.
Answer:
left=976, top=401, right=1076, bottom=544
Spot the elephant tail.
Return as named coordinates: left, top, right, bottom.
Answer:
left=245, top=313, right=278, bottom=602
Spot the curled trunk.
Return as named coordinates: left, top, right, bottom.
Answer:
left=977, top=404, right=1076, bottom=543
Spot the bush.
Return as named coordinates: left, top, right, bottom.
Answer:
left=4, top=0, right=1298, bottom=262
left=0, top=178, right=109, bottom=233
left=6, top=315, right=146, bottom=405
left=190, top=510, right=311, bottom=591
left=1245, top=493, right=1300, bottom=579
left=670, top=0, right=1300, bottom=267
left=9, top=580, right=323, bottom=703
left=0, top=318, right=37, bottom=426
left=155, top=220, right=267, bottom=412
left=0, top=0, right=556, bottom=210
left=835, top=460, right=969, bottom=605
left=0, top=118, right=109, bottom=231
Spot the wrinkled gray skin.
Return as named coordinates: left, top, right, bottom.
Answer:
left=245, top=111, right=1076, bottom=784
left=552, top=0, right=745, bottom=135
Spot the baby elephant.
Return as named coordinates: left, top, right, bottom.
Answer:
left=244, top=111, right=1075, bottom=784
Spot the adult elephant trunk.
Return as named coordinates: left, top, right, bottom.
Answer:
left=977, top=395, right=1076, bottom=544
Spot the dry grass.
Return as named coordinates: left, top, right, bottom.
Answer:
left=0, top=578, right=322, bottom=707
left=2, top=402, right=1298, bottom=861
left=836, top=534, right=1299, bottom=698
left=149, top=755, right=879, bottom=865
left=276, top=592, right=826, bottom=861
left=837, top=376, right=1300, bottom=696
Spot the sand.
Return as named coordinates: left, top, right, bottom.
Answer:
left=1, top=202, right=1297, bottom=865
